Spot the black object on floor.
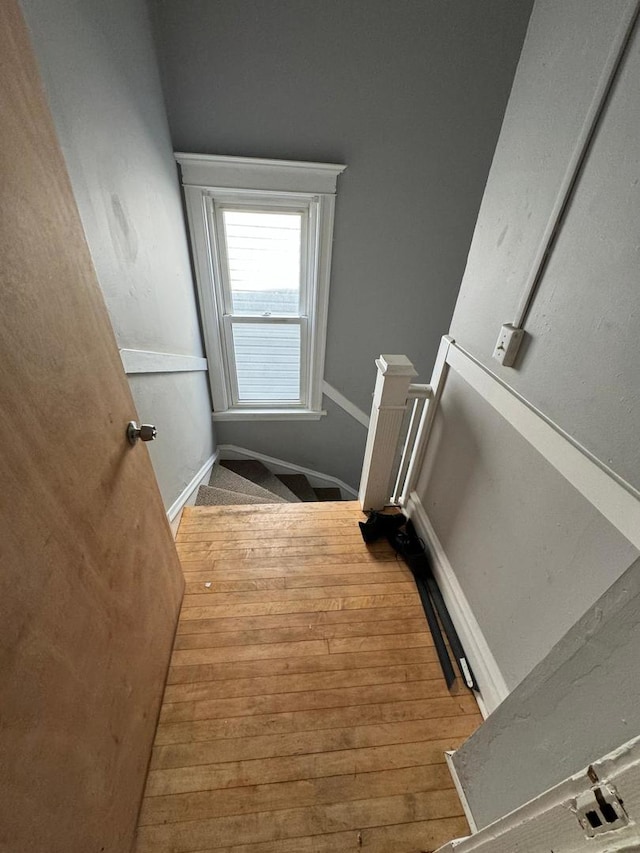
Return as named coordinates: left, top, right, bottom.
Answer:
left=388, top=525, right=429, bottom=573
left=363, top=512, right=480, bottom=692
left=401, top=520, right=478, bottom=691
left=425, top=571, right=478, bottom=691
left=413, top=572, right=456, bottom=688
left=385, top=522, right=456, bottom=687
left=358, top=511, right=407, bottom=543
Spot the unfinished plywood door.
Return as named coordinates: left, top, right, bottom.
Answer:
left=0, top=4, right=184, bottom=852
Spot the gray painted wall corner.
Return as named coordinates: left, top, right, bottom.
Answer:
left=20, top=0, right=216, bottom=510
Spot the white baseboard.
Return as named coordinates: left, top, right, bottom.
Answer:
left=404, top=490, right=509, bottom=717
left=167, top=450, right=219, bottom=535
left=217, top=444, right=358, bottom=499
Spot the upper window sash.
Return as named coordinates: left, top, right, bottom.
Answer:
left=208, top=194, right=313, bottom=321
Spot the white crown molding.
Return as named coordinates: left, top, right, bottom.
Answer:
left=175, top=152, right=346, bottom=194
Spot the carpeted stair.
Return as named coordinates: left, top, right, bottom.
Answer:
left=195, top=485, right=285, bottom=507
left=195, top=458, right=347, bottom=507
left=208, top=462, right=287, bottom=503
left=313, top=487, right=343, bottom=501
left=219, top=460, right=301, bottom=503
left=276, top=474, right=317, bottom=502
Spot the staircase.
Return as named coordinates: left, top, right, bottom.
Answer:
left=196, top=459, right=343, bottom=507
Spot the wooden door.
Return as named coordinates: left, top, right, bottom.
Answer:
left=0, top=4, right=184, bottom=852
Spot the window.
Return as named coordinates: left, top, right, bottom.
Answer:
left=177, top=154, right=346, bottom=420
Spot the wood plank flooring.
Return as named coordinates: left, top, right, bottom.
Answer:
left=135, top=501, right=482, bottom=853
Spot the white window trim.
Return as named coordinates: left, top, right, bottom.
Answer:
left=176, top=153, right=346, bottom=420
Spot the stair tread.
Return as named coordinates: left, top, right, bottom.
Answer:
left=314, top=487, right=342, bottom=501
left=209, top=464, right=284, bottom=502
left=195, top=485, right=286, bottom=507
left=221, top=460, right=301, bottom=503
left=276, top=474, right=317, bottom=502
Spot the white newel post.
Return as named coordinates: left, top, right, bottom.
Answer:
left=358, top=355, right=417, bottom=511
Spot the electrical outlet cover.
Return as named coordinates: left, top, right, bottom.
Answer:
left=493, top=324, right=524, bottom=367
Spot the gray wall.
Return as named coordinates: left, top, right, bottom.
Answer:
left=455, top=555, right=640, bottom=828
left=413, top=0, right=640, bottom=824
left=419, top=372, right=638, bottom=691
left=20, top=0, right=215, bottom=510
left=223, top=396, right=367, bottom=491
left=450, top=0, right=640, bottom=490
left=150, top=0, right=532, bottom=485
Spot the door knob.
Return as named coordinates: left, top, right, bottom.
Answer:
left=127, top=421, right=157, bottom=446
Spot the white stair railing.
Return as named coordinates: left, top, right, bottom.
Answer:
left=390, top=383, right=432, bottom=505
left=358, top=355, right=435, bottom=510
left=358, top=337, right=453, bottom=511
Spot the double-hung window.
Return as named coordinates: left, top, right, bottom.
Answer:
left=177, top=154, right=346, bottom=420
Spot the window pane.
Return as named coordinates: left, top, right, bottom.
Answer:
left=232, top=323, right=301, bottom=402
left=223, top=210, right=301, bottom=315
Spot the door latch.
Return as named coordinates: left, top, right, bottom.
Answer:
left=574, top=783, right=628, bottom=837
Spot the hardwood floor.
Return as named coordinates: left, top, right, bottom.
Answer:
left=135, top=501, right=482, bottom=853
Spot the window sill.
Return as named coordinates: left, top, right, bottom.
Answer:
left=211, top=408, right=327, bottom=422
